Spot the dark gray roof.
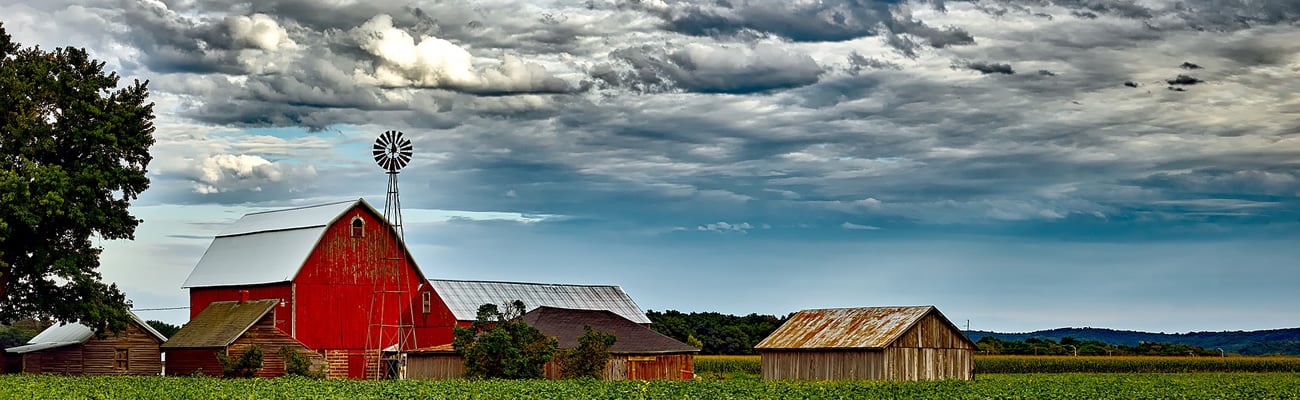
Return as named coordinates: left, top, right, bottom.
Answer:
left=162, top=300, right=277, bottom=349
left=522, top=306, right=697, bottom=355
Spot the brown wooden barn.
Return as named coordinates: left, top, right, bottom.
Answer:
left=162, top=299, right=324, bottom=377
left=525, top=307, right=697, bottom=380
left=406, top=306, right=697, bottom=380
left=4, top=312, right=166, bottom=375
left=755, top=306, right=975, bottom=381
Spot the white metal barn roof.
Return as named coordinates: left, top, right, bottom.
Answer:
left=5, top=312, right=167, bottom=354
left=182, top=200, right=366, bottom=288
left=429, top=279, right=652, bottom=324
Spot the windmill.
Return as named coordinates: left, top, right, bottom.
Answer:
left=367, top=130, right=416, bottom=379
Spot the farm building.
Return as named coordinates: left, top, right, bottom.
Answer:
left=428, top=279, right=651, bottom=326
left=180, top=199, right=446, bottom=379
left=162, top=299, right=323, bottom=377
left=525, top=306, right=697, bottom=380
left=754, top=306, right=975, bottom=381
left=5, top=311, right=166, bottom=376
left=406, top=306, right=695, bottom=380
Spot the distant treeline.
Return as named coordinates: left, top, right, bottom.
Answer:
left=968, top=327, right=1300, bottom=356
left=977, top=336, right=1224, bottom=356
left=644, top=310, right=787, bottom=355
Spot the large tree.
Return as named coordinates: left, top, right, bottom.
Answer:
left=0, top=23, right=154, bottom=332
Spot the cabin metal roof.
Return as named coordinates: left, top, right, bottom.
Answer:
left=523, top=307, right=697, bottom=354
left=182, top=199, right=421, bottom=288
left=755, top=306, right=945, bottom=350
left=429, top=279, right=651, bottom=324
left=161, top=300, right=278, bottom=349
left=5, top=312, right=167, bottom=354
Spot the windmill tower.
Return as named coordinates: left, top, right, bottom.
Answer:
left=367, top=130, right=416, bottom=379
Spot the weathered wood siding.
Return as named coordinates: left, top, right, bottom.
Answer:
left=22, top=323, right=163, bottom=376
left=542, top=353, right=695, bottom=380
left=761, top=313, right=974, bottom=381
left=884, top=313, right=974, bottom=381
left=163, top=349, right=222, bottom=376
left=22, top=345, right=83, bottom=375
left=407, top=353, right=465, bottom=380
left=408, top=353, right=693, bottom=381
left=227, top=312, right=325, bottom=378
left=760, top=350, right=886, bottom=380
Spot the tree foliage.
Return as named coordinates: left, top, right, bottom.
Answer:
left=555, top=324, right=616, bottom=379
left=0, top=23, right=155, bottom=333
left=145, top=320, right=179, bottom=339
left=645, top=310, right=787, bottom=355
left=452, top=300, right=557, bottom=379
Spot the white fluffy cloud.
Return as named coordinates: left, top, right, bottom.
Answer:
left=226, top=14, right=297, bottom=51
left=189, top=154, right=318, bottom=194
left=697, top=221, right=753, bottom=233
left=350, top=14, right=567, bottom=93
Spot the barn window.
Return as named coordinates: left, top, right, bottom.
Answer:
left=421, top=291, right=432, bottom=314
left=351, top=216, right=365, bottom=237
left=115, top=349, right=129, bottom=372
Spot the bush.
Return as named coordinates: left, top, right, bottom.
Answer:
left=555, top=325, right=616, bottom=379
left=453, top=301, right=558, bottom=379
left=217, top=345, right=263, bottom=378
left=279, top=347, right=324, bottom=378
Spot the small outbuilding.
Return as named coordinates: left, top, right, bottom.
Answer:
left=524, top=306, right=698, bottom=380
left=755, top=306, right=975, bottom=381
left=5, top=311, right=166, bottom=376
left=162, top=299, right=323, bottom=377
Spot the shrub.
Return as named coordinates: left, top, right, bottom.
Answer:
left=453, top=301, right=558, bottom=379
left=217, top=345, right=263, bottom=378
left=555, top=325, right=616, bottom=379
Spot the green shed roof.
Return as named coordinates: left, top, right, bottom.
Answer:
left=161, top=300, right=277, bottom=349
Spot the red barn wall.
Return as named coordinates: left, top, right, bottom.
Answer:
left=189, top=283, right=293, bottom=334
left=293, top=207, right=447, bottom=350
left=164, top=349, right=223, bottom=377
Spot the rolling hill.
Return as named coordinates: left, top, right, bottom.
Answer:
left=964, top=327, right=1300, bottom=356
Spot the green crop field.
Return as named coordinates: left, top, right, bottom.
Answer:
left=3, top=373, right=1300, bottom=399
left=695, top=355, right=1300, bottom=376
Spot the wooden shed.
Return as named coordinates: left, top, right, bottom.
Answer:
left=162, top=299, right=323, bottom=378
left=755, top=306, right=975, bottom=381
left=5, top=311, right=166, bottom=376
left=405, top=344, right=464, bottom=380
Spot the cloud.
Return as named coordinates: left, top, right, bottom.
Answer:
left=1166, top=74, right=1203, bottom=85
left=598, top=42, right=824, bottom=93
left=696, top=221, right=753, bottom=233
left=225, top=14, right=297, bottom=51
left=349, top=15, right=571, bottom=94
left=185, top=154, right=318, bottom=194
left=962, top=61, right=1016, bottom=75
left=841, top=222, right=882, bottom=230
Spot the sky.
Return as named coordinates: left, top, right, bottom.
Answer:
left=3, top=0, right=1298, bottom=333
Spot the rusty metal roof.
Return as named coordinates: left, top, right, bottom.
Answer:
left=523, top=306, right=697, bottom=354
left=161, top=300, right=278, bottom=349
left=429, top=279, right=651, bottom=324
left=5, top=311, right=167, bottom=354
left=756, top=306, right=960, bottom=350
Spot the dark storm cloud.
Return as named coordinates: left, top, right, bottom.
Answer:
left=846, top=52, right=902, bottom=74
left=962, top=61, right=1016, bottom=75
left=1166, top=74, right=1203, bottom=85
left=596, top=44, right=825, bottom=93
left=638, top=0, right=975, bottom=54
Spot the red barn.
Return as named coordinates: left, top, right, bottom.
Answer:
left=177, top=199, right=447, bottom=379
